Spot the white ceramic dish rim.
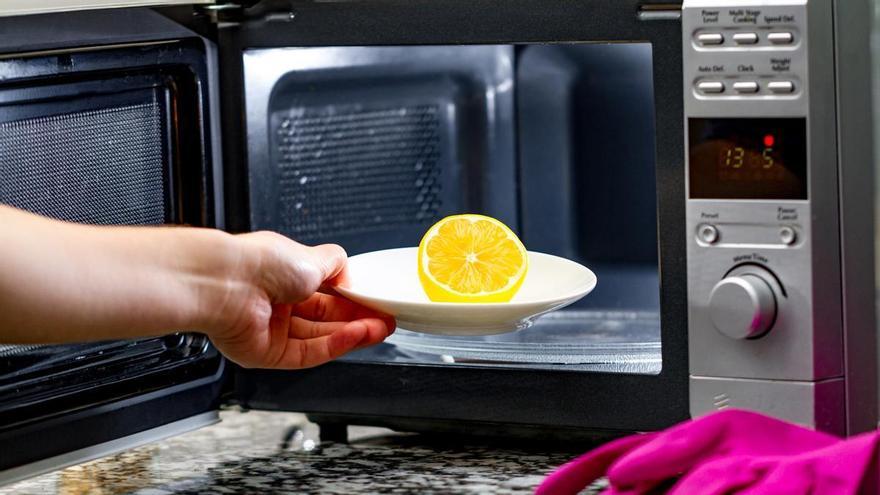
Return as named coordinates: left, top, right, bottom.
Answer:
left=336, top=248, right=597, bottom=308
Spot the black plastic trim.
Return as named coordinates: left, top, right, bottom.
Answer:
left=0, top=8, right=198, bottom=56
left=0, top=360, right=225, bottom=471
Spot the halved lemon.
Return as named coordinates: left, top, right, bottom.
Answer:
left=418, top=214, right=528, bottom=303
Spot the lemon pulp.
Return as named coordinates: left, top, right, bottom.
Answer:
left=417, top=214, right=528, bottom=303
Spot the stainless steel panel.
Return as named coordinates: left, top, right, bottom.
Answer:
left=684, top=0, right=848, bottom=430
left=690, top=375, right=845, bottom=435
left=836, top=0, right=879, bottom=434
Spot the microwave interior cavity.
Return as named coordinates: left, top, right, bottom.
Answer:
left=243, top=43, right=661, bottom=372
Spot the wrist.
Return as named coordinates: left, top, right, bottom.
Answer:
left=178, top=229, right=260, bottom=336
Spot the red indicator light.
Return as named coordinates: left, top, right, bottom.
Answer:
left=763, top=134, right=775, bottom=147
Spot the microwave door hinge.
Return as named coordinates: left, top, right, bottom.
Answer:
left=199, top=3, right=244, bottom=26
left=199, top=2, right=292, bottom=27
left=637, top=3, right=682, bottom=21
left=200, top=0, right=296, bottom=28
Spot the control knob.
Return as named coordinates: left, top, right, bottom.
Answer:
left=708, top=269, right=778, bottom=339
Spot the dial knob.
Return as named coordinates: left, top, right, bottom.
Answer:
left=708, top=272, right=777, bottom=339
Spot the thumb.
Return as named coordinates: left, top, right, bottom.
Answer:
left=310, top=244, right=347, bottom=282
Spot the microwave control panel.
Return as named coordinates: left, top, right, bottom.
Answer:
left=682, top=0, right=845, bottom=432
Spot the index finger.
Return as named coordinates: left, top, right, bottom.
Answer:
left=293, top=292, right=394, bottom=326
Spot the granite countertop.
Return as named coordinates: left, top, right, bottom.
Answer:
left=2, top=408, right=607, bottom=494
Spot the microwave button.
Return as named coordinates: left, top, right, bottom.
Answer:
left=767, top=32, right=794, bottom=45
left=779, top=226, right=797, bottom=245
left=697, top=81, right=725, bottom=94
left=733, top=81, right=759, bottom=93
left=697, top=33, right=724, bottom=45
left=732, top=32, right=759, bottom=45
left=768, top=81, right=795, bottom=93
left=698, top=224, right=720, bottom=244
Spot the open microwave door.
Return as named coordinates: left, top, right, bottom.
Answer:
left=0, top=7, right=227, bottom=485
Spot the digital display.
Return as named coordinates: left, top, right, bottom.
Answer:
left=688, top=118, right=807, bottom=199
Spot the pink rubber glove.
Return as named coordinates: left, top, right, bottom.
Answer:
left=667, top=430, right=879, bottom=494
left=607, top=409, right=840, bottom=491
left=535, top=433, right=656, bottom=495
left=535, top=409, right=846, bottom=495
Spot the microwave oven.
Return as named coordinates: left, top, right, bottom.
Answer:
left=1, top=0, right=878, bottom=484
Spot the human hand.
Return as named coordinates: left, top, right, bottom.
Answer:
left=206, top=231, right=395, bottom=369
left=0, top=206, right=393, bottom=356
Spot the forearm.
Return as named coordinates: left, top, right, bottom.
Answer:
left=0, top=206, right=247, bottom=343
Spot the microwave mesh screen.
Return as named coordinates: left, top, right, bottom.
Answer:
left=275, top=104, right=444, bottom=241
left=0, top=101, right=166, bottom=225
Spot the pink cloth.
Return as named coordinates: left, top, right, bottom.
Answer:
left=536, top=409, right=879, bottom=495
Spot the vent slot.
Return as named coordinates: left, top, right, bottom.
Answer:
left=275, top=104, right=445, bottom=241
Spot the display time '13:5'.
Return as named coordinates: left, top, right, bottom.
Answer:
left=720, top=134, right=777, bottom=171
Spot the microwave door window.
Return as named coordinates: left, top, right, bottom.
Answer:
left=0, top=82, right=176, bottom=431
left=0, top=89, right=169, bottom=224
left=242, top=42, right=661, bottom=373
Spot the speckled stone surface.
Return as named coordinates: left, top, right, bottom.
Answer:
left=1, top=409, right=608, bottom=494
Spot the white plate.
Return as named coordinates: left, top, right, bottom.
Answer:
left=335, top=247, right=597, bottom=336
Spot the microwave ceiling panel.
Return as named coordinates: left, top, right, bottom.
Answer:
left=0, top=0, right=212, bottom=17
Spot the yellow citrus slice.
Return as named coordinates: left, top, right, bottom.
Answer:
left=418, top=214, right=528, bottom=303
